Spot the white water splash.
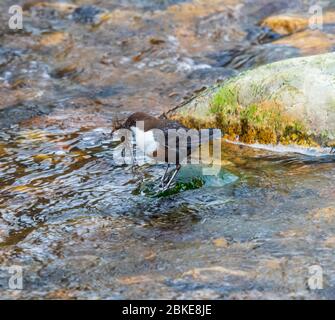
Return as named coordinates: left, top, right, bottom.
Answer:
left=226, top=140, right=334, bottom=157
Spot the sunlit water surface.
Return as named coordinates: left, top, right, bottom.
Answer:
left=1, top=118, right=334, bottom=299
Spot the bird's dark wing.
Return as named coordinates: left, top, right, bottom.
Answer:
left=151, top=123, right=222, bottom=164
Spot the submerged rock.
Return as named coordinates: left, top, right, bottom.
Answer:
left=261, top=11, right=335, bottom=36
left=71, top=5, right=107, bottom=25
left=274, top=30, right=335, bottom=55
left=165, top=53, right=335, bottom=149
left=261, top=15, right=308, bottom=35
left=208, top=44, right=299, bottom=70
left=38, top=31, right=69, bottom=47
left=0, top=102, right=55, bottom=128
left=23, top=1, right=77, bottom=13
left=261, top=12, right=335, bottom=55
left=0, top=47, right=23, bottom=69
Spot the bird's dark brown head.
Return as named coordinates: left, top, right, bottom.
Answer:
left=112, top=112, right=158, bottom=133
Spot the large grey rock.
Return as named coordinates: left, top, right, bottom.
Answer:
left=165, top=53, right=335, bottom=149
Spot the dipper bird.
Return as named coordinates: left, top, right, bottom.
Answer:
left=112, top=112, right=219, bottom=190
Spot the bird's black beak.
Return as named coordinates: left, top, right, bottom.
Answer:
left=111, top=117, right=125, bottom=135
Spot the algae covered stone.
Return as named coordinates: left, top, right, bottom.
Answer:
left=165, top=53, right=335, bottom=148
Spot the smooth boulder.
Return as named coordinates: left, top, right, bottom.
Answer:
left=165, top=53, right=335, bottom=149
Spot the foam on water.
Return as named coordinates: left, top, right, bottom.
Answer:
left=226, top=140, right=334, bottom=157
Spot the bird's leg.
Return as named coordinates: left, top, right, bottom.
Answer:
left=160, top=163, right=170, bottom=186
left=130, top=143, right=140, bottom=173
left=162, top=164, right=181, bottom=191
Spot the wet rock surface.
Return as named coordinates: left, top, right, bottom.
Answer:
left=0, top=0, right=335, bottom=300
left=166, top=53, right=335, bottom=148
left=71, top=5, right=107, bottom=24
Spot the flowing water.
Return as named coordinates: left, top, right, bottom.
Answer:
left=0, top=0, right=335, bottom=299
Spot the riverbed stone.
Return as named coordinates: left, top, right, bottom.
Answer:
left=261, top=15, right=308, bottom=35
left=38, top=31, right=69, bottom=47
left=23, top=1, right=77, bottom=13
left=274, top=30, right=335, bottom=55
left=71, top=5, right=108, bottom=25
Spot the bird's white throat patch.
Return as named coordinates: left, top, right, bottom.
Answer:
left=131, top=126, right=158, bottom=155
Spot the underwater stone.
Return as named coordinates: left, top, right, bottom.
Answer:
left=0, top=47, right=22, bottom=69
left=261, top=15, right=308, bottom=35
